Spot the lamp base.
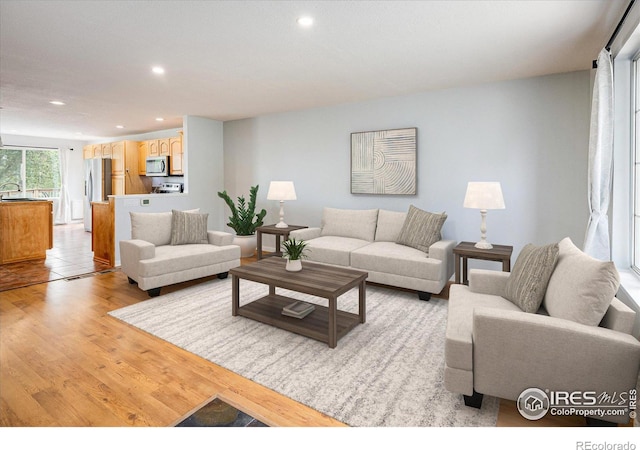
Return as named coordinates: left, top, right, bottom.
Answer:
left=275, top=221, right=288, bottom=228
left=474, top=241, right=493, bottom=250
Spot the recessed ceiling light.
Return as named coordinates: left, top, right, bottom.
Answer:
left=297, top=16, right=314, bottom=27
left=49, top=100, right=65, bottom=106
left=116, top=125, right=125, bottom=129
left=152, top=66, right=165, bottom=75
left=155, top=117, right=164, bottom=122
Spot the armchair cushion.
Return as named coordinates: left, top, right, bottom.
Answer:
left=170, top=210, right=208, bottom=245
left=396, top=205, right=447, bottom=253
left=543, top=237, right=620, bottom=326
left=503, top=242, right=559, bottom=313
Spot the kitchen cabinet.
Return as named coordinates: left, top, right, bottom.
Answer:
left=91, top=199, right=115, bottom=266
left=83, top=145, right=92, bottom=159
left=100, top=143, right=112, bottom=159
left=110, top=140, right=151, bottom=195
left=0, top=200, right=53, bottom=264
left=159, top=138, right=170, bottom=156
left=148, top=140, right=159, bottom=156
left=138, top=141, right=148, bottom=175
left=169, top=133, right=183, bottom=175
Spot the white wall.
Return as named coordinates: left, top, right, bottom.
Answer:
left=224, top=71, right=591, bottom=265
left=0, top=134, right=87, bottom=221
left=183, top=115, right=225, bottom=231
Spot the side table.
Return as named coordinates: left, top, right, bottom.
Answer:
left=453, top=241, right=513, bottom=285
left=256, top=224, right=308, bottom=260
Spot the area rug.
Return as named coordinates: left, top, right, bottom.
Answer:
left=108, top=278, right=499, bottom=427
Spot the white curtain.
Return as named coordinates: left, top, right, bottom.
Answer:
left=584, top=48, right=614, bottom=261
left=55, top=147, right=71, bottom=224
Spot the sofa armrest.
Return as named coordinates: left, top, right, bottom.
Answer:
left=472, top=307, right=640, bottom=411
left=468, top=269, right=510, bottom=297
left=429, top=240, right=456, bottom=279
left=119, top=239, right=155, bottom=282
left=289, top=227, right=322, bottom=241
left=600, top=297, right=636, bottom=335
left=207, top=230, right=234, bottom=246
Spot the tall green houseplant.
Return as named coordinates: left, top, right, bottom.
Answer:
left=217, top=185, right=267, bottom=236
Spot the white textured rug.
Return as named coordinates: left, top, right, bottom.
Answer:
left=109, top=278, right=499, bottom=427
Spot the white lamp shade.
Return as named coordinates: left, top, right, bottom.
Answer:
left=463, top=182, right=505, bottom=210
left=267, top=181, right=297, bottom=201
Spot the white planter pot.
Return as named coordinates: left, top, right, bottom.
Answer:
left=233, top=235, right=256, bottom=258
left=286, top=259, right=302, bottom=272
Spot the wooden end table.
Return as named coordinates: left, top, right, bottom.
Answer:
left=256, top=224, right=308, bottom=260
left=453, top=241, right=513, bottom=285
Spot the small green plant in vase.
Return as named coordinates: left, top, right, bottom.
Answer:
left=282, top=238, right=308, bottom=272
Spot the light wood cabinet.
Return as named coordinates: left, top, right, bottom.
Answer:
left=0, top=200, right=53, bottom=264
left=109, top=140, right=151, bottom=194
left=148, top=140, right=159, bottom=156
left=169, top=134, right=183, bottom=175
left=138, top=141, right=148, bottom=175
left=159, top=138, right=170, bottom=156
left=112, top=175, right=125, bottom=196
left=91, top=144, right=102, bottom=159
left=100, top=143, right=112, bottom=159
left=91, top=199, right=115, bottom=266
left=111, top=141, right=125, bottom=175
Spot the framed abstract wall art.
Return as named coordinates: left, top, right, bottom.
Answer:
left=350, top=127, right=417, bottom=195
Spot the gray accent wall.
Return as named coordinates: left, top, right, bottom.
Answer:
left=224, top=71, right=591, bottom=266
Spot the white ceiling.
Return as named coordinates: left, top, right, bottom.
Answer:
left=0, top=0, right=629, bottom=141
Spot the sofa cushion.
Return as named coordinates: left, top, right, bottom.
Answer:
left=374, top=210, right=407, bottom=242
left=351, top=242, right=442, bottom=280
left=396, top=205, right=447, bottom=252
left=503, top=243, right=559, bottom=313
left=171, top=210, right=209, bottom=245
left=304, top=236, right=371, bottom=267
left=543, top=237, right=620, bottom=326
left=131, top=209, right=199, bottom=246
left=320, top=207, right=378, bottom=241
left=139, top=244, right=239, bottom=277
left=446, top=284, right=522, bottom=371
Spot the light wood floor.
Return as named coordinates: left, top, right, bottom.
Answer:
left=0, top=259, right=593, bottom=428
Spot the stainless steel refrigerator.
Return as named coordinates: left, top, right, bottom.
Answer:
left=83, top=158, right=112, bottom=231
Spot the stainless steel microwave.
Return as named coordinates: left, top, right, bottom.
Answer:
left=146, top=156, right=169, bottom=176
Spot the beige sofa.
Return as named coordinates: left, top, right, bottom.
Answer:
left=445, top=237, right=640, bottom=425
left=120, top=210, right=241, bottom=297
left=289, top=207, right=455, bottom=300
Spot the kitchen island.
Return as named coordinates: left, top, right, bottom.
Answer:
left=0, top=199, right=53, bottom=264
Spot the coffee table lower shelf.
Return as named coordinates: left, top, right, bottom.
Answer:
left=237, top=294, right=361, bottom=346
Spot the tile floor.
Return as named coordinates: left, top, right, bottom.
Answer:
left=0, top=222, right=112, bottom=292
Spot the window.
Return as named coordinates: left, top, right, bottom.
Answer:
left=0, top=147, right=61, bottom=198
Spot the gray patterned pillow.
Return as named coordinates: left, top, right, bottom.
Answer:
left=396, top=205, right=447, bottom=253
left=170, top=210, right=209, bottom=245
left=504, top=243, right=559, bottom=313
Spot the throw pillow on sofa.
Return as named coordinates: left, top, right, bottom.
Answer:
left=170, top=209, right=209, bottom=245
left=503, top=242, right=559, bottom=313
left=396, top=205, right=447, bottom=253
left=320, top=207, right=379, bottom=241
left=543, top=237, right=620, bottom=326
left=130, top=209, right=200, bottom=246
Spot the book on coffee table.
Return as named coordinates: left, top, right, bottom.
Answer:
left=282, top=301, right=315, bottom=319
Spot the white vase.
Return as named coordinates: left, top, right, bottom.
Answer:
left=233, top=235, right=256, bottom=258
left=286, top=259, right=302, bottom=272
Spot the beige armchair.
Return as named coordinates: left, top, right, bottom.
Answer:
left=445, top=238, right=640, bottom=425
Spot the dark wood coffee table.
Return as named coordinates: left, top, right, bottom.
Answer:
left=230, top=257, right=367, bottom=348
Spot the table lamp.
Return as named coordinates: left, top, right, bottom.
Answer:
left=267, top=181, right=297, bottom=228
left=463, top=181, right=505, bottom=249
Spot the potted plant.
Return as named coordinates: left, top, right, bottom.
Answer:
left=281, top=238, right=308, bottom=272
left=218, top=185, right=267, bottom=257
